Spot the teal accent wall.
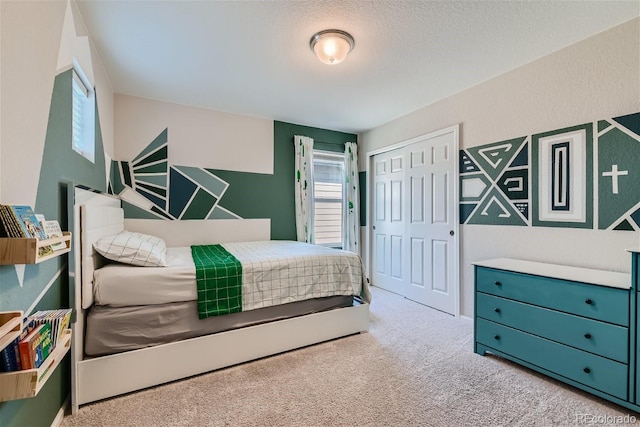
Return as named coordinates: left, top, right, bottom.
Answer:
left=0, top=70, right=106, bottom=426
left=211, top=121, right=357, bottom=239
left=314, top=140, right=346, bottom=153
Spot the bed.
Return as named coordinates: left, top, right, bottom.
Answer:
left=68, top=186, right=370, bottom=412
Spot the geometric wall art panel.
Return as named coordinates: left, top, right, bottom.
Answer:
left=466, top=187, right=527, bottom=226
left=598, top=112, right=640, bottom=230
left=168, top=166, right=197, bottom=218
left=108, top=128, right=241, bottom=220
left=531, top=123, right=593, bottom=228
left=460, top=174, right=490, bottom=202
left=136, top=186, right=166, bottom=210
left=466, top=137, right=527, bottom=181
left=497, top=169, right=528, bottom=201
left=459, top=136, right=529, bottom=225
left=459, top=111, right=640, bottom=231
left=612, top=111, right=640, bottom=137
left=598, top=120, right=612, bottom=133
left=133, top=128, right=167, bottom=163
left=181, top=188, right=218, bottom=220
left=460, top=203, right=478, bottom=224
left=459, top=151, right=480, bottom=173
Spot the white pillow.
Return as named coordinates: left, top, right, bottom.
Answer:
left=93, top=230, right=167, bottom=267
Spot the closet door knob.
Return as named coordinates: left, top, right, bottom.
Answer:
left=583, top=367, right=591, bottom=374
left=494, top=308, right=501, bottom=313
left=494, top=281, right=502, bottom=286
left=494, top=335, right=500, bottom=340
left=584, top=333, right=592, bottom=339
left=585, top=298, right=593, bottom=305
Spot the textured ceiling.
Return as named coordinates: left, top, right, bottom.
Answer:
left=76, top=1, right=639, bottom=133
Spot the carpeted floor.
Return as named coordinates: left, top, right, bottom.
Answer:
left=62, top=286, right=637, bottom=427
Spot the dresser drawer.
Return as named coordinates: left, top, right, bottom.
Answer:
left=476, top=267, right=629, bottom=326
left=476, top=318, right=628, bottom=400
left=476, top=293, right=628, bottom=363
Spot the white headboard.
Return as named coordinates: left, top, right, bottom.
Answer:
left=79, top=205, right=124, bottom=309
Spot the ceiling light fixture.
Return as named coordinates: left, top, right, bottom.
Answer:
left=310, top=29, right=355, bottom=65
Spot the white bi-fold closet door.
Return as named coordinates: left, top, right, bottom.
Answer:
left=370, top=125, right=459, bottom=315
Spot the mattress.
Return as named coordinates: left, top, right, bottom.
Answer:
left=84, top=295, right=355, bottom=356
left=93, top=241, right=369, bottom=307
left=93, top=247, right=196, bottom=306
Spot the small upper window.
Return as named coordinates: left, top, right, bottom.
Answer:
left=72, top=67, right=95, bottom=163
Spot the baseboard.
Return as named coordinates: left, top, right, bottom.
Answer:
left=460, top=315, right=474, bottom=323
left=51, top=396, right=69, bottom=427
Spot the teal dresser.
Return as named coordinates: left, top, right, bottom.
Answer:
left=474, top=257, right=640, bottom=410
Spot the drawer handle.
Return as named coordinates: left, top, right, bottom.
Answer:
left=585, top=298, right=593, bottom=305
left=584, top=333, right=592, bottom=339
left=494, top=335, right=500, bottom=340
left=583, top=367, right=591, bottom=374
left=494, top=308, right=501, bottom=313
left=494, top=281, right=502, bottom=286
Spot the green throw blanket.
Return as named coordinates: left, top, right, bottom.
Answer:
left=191, top=244, right=243, bottom=319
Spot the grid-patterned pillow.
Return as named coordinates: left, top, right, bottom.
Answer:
left=93, top=231, right=167, bottom=267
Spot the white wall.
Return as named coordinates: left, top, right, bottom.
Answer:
left=361, top=18, right=640, bottom=317
left=0, top=0, right=114, bottom=205
left=114, top=94, right=273, bottom=174
left=1, top=1, right=65, bottom=206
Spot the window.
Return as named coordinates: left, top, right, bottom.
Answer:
left=72, top=67, right=95, bottom=163
left=313, top=151, right=345, bottom=248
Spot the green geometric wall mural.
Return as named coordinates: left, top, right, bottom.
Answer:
left=107, top=122, right=357, bottom=241
left=109, top=128, right=240, bottom=220
left=460, top=137, right=529, bottom=225
left=598, top=112, right=640, bottom=230
left=459, top=111, right=640, bottom=231
left=532, top=123, right=593, bottom=229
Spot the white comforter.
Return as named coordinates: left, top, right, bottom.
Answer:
left=93, top=240, right=370, bottom=308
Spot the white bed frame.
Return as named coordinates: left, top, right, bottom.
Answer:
left=69, top=186, right=369, bottom=413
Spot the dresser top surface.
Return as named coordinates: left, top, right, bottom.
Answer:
left=473, top=258, right=631, bottom=289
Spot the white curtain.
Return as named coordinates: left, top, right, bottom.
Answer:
left=294, top=135, right=315, bottom=243
left=343, top=142, right=360, bottom=253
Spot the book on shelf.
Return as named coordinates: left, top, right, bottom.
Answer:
left=0, top=205, right=24, bottom=238
left=0, top=207, right=9, bottom=238
left=1, top=310, right=71, bottom=372
left=0, top=205, right=56, bottom=257
left=8, top=205, right=47, bottom=239
left=29, top=309, right=72, bottom=350
left=0, top=317, right=34, bottom=372
left=0, top=336, right=20, bottom=372
left=40, top=220, right=67, bottom=251
left=18, top=323, right=52, bottom=370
